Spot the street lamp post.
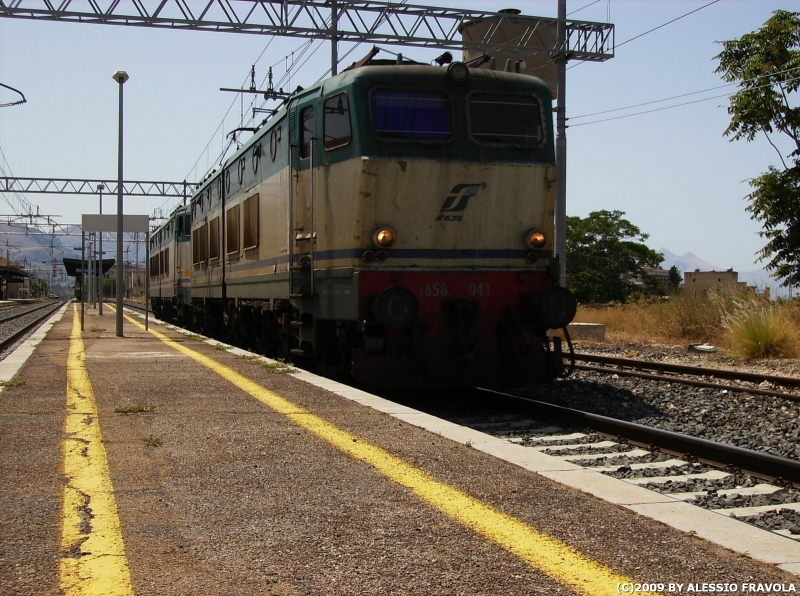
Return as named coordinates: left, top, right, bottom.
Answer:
left=112, top=70, right=128, bottom=337
left=98, top=183, right=104, bottom=315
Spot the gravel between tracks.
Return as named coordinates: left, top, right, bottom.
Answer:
left=510, top=341, right=800, bottom=537
left=513, top=342, right=800, bottom=461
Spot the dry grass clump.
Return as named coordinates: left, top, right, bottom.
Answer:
left=723, top=299, right=799, bottom=359
left=573, top=291, right=800, bottom=359
left=572, top=293, right=730, bottom=344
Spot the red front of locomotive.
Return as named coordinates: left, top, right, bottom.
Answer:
left=351, top=270, right=574, bottom=388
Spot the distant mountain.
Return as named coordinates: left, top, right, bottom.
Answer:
left=0, top=222, right=146, bottom=270
left=658, top=248, right=721, bottom=274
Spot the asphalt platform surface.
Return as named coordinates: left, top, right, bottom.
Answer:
left=0, top=305, right=797, bottom=595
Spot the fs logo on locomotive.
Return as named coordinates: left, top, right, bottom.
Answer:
left=436, top=183, right=484, bottom=221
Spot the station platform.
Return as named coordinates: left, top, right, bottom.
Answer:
left=1, top=303, right=798, bottom=595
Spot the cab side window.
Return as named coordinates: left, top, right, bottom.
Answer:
left=323, top=93, right=351, bottom=149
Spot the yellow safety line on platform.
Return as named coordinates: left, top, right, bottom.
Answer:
left=118, top=308, right=639, bottom=596
left=60, top=305, right=133, bottom=596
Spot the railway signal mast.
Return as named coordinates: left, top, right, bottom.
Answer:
left=0, top=0, right=614, bottom=287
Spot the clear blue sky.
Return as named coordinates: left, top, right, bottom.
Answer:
left=0, top=0, right=796, bottom=275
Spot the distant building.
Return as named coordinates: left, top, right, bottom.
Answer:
left=683, top=268, right=767, bottom=297
left=106, top=263, right=147, bottom=299
left=0, top=258, right=29, bottom=299
left=640, top=266, right=671, bottom=283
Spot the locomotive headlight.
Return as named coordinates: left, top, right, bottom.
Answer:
left=524, top=229, right=547, bottom=249
left=373, top=227, right=396, bottom=248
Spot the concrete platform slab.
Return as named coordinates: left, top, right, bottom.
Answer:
left=629, top=501, right=800, bottom=566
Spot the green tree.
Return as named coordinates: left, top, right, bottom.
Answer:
left=668, top=265, right=682, bottom=292
left=715, top=10, right=800, bottom=287
left=29, top=278, right=47, bottom=298
left=566, top=210, right=664, bottom=304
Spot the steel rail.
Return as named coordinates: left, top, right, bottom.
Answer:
left=479, top=388, right=800, bottom=487
left=0, top=300, right=65, bottom=353
left=0, top=299, right=61, bottom=326
left=122, top=300, right=151, bottom=314
left=570, top=352, right=800, bottom=387
left=573, top=363, right=800, bottom=402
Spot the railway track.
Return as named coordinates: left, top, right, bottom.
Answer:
left=481, top=387, right=800, bottom=486
left=0, top=299, right=62, bottom=326
left=0, top=299, right=66, bottom=354
left=399, top=388, right=800, bottom=544
left=121, top=300, right=149, bottom=313
left=567, top=352, right=800, bottom=401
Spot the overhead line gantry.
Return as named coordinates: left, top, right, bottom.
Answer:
left=0, top=1, right=614, bottom=63
left=1, top=177, right=191, bottom=198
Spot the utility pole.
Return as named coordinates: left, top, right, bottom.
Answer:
left=330, top=0, right=338, bottom=76
left=98, top=183, right=104, bottom=314
left=554, top=0, right=568, bottom=287
left=112, top=70, right=128, bottom=336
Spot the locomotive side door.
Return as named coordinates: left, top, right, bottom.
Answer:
left=290, top=99, right=317, bottom=298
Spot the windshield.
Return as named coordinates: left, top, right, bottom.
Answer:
left=469, top=94, right=543, bottom=147
left=372, top=90, right=451, bottom=141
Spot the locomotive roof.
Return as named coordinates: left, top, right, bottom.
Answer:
left=190, top=62, right=553, bottom=201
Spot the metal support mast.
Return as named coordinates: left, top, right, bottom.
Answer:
left=330, top=0, right=338, bottom=76
left=555, top=0, right=568, bottom=287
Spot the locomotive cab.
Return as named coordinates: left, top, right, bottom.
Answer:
left=286, top=63, right=575, bottom=387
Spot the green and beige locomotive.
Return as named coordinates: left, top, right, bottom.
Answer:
left=149, top=205, right=192, bottom=322
left=150, top=57, right=576, bottom=388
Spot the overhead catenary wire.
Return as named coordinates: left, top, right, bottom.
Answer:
left=566, top=0, right=720, bottom=72
left=182, top=0, right=391, bottom=194
left=570, top=63, right=800, bottom=121
left=567, top=0, right=603, bottom=17
left=570, top=72, right=800, bottom=128
left=158, top=36, right=324, bottom=219
left=617, top=0, right=720, bottom=48
left=0, top=146, right=63, bottom=256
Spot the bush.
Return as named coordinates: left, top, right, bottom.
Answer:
left=662, top=291, right=729, bottom=342
left=572, top=290, right=800, bottom=356
left=724, top=301, right=799, bottom=359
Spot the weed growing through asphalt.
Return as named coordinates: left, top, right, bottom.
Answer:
left=213, top=343, right=231, bottom=351
left=183, top=334, right=203, bottom=341
left=90, top=326, right=105, bottom=332
left=235, top=354, right=295, bottom=374
left=0, top=379, right=25, bottom=387
left=114, top=404, right=156, bottom=414
left=142, top=436, right=163, bottom=447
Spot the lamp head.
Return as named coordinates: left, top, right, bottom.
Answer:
left=434, top=51, right=453, bottom=66
left=97, top=183, right=105, bottom=192
left=112, top=70, right=129, bottom=84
